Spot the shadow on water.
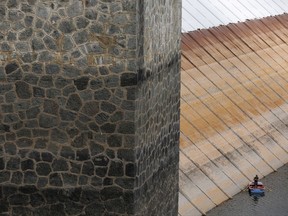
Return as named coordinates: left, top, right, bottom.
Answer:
left=250, top=193, right=264, bottom=205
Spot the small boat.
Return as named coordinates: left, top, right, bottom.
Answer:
left=248, top=181, right=265, bottom=196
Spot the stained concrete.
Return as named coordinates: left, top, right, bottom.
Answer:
left=179, top=14, right=288, bottom=215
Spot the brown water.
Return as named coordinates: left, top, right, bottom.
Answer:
left=206, top=164, right=288, bottom=216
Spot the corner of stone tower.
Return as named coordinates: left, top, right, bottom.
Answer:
left=0, top=0, right=181, bottom=215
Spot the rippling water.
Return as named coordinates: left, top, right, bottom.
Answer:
left=206, top=164, right=288, bottom=216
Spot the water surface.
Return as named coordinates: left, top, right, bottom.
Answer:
left=206, top=164, right=288, bottom=216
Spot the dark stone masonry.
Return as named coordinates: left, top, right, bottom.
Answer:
left=0, top=0, right=181, bottom=215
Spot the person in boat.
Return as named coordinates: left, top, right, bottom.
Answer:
left=253, top=175, right=259, bottom=187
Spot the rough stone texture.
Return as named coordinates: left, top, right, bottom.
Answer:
left=0, top=0, right=181, bottom=215
left=134, top=1, right=181, bottom=214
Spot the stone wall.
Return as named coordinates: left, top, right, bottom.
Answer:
left=0, top=0, right=181, bottom=215
left=134, top=0, right=181, bottom=215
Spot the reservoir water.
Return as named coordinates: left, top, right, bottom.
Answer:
left=206, top=163, right=288, bottom=216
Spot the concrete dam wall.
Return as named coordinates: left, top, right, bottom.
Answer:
left=179, top=14, right=288, bottom=216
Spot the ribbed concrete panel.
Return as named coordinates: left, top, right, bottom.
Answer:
left=179, top=14, right=288, bottom=215
left=180, top=151, right=229, bottom=205
left=182, top=0, right=288, bottom=32
left=179, top=169, right=216, bottom=214
left=178, top=193, right=202, bottom=216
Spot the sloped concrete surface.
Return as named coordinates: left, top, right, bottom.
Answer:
left=179, top=14, right=288, bottom=215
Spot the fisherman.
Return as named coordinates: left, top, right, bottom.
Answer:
left=253, top=175, right=259, bottom=187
